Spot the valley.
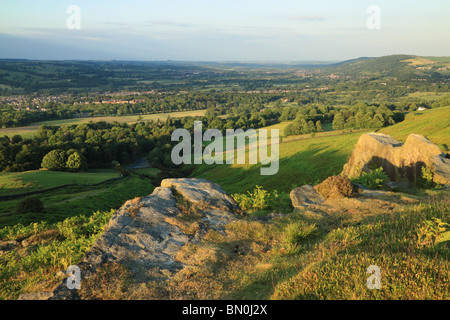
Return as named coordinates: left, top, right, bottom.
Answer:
left=0, top=56, right=449, bottom=301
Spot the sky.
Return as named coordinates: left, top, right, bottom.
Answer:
left=0, top=0, right=449, bottom=61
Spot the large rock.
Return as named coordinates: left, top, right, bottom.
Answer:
left=341, top=132, right=449, bottom=186
left=341, top=133, right=403, bottom=180
left=401, top=134, right=446, bottom=184
left=432, top=155, right=450, bottom=186
left=22, top=178, right=239, bottom=300
left=161, top=178, right=240, bottom=213
left=290, top=185, right=324, bottom=208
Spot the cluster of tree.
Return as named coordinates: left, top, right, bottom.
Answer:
left=0, top=106, right=73, bottom=128
left=284, top=119, right=323, bottom=136
left=0, top=105, right=285, bottom=172
left=331, top=102, right=403, bottom=130
left=1, top=89, right=447, bottom=172
left=0, top=121, right=158, bottom=172
left=41, top=149, right=87, bottom=172
left=0, top=91, right=285, bottom=128
left=282, top=101, right=406, bottom=136
left=2, top=83, right=449, bottom=130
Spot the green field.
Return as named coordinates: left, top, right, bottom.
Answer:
left=0, top=169, right=119, bottom=196
left=0, top=109, right=207, bottom=138
left=0, top=168, right=160, bottom=227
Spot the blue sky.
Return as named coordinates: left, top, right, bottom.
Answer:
left=0, top=0, right=449, bottom=61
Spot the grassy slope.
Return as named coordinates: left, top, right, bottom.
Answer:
left=140, top=192, right=447, bottom=300
left=191, top=106, right=450, bottom=195
left=379, top=106, right=450, bottom=150
left=191, top=129, right=369, bottom=194
left=269, top=196, right=449, bottom=300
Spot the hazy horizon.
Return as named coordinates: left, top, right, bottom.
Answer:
left=1, top=0, right=449, bottom=61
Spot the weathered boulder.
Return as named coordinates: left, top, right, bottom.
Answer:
left=161, top=178, right=240, bottom=213
left=290, top=185, right=324, bottom=208
left=432, top=155, right=450, bottom=186
left=21, top=178, right=239, bottom=300
left=341, top=132, right=449, bottom=186
left=401, top=134, right=446, bottom=184
left=341, top=133, right=403, bottom=181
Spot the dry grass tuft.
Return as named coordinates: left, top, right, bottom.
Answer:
left=79, top=262, right=133, bottom=300
left=125, top=197, right=146, bottom=218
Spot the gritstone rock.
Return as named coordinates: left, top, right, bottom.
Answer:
left=20, top=178, right=239, bottom=300
left=341, top=132, right=449, bottom=187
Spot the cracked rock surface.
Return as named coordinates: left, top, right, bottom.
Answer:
left=21, top=178, right=240, bottom=300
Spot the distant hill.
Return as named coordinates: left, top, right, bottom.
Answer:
left=1, top=54, right=449, bottom=94
left=324, top=54, right=450, bottom=80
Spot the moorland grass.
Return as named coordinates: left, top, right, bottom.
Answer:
left=270, top=195, right=449, bottom=300
left=119, top=192, right=448, bottom=300
left=0, top=209, right=115, bottom=300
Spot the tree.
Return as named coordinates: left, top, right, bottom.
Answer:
left=307, top=120, right=316, bottom=133
left=409, top=103, right=418, bottom=111
left=316, top=120, right=323, bottom=132
left=332, top=113, right=345, bottom=130
left=111, top=160, right=128, bottom=176
left=297, top=117, right=308, bottom=134
left=41, top=149, right=67, bottom=171
left=66, top=151, right=87, bottom=172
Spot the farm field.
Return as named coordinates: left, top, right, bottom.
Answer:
left=0, top=169, right=119, bottom=196
left=0, top=167, right=160, bottom=227
left=0, top=109, right=207, bottom=138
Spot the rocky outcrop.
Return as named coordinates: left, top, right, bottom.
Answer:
left=290, top=176, right=360, bottom=209
left=21, top=178, right=240, bottom=300
left=161, top=178, right=241, bottom=214
left=341, top=132, right=449, bottom=186
left=433, top=155, right=450, bottom=186
left=290, top=185, right=324, bottom=209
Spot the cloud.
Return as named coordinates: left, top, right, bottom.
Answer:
left=148, top=20, right=192, bottom=28
left=72, top=36, right=107, bottom=42
left=290, top=15, right=325, bottom=22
